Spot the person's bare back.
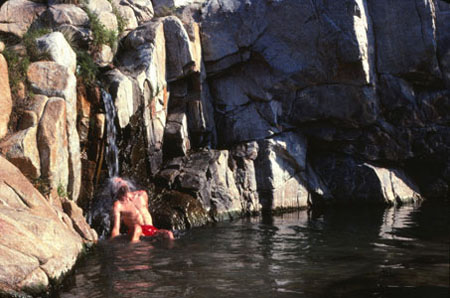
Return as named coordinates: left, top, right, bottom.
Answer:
left=110, top=178, right=174, bottom=242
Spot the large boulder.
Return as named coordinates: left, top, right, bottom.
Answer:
left=0, top=0, right=46, bottom=37
left=117, top=0, right=154, bottom=25
left=27, top=62, right=81, bottom=202
left=35, top=32, right=77, bottom=74
left=162, top=16, right=196, bottom=81
left=312, top=154, right=422, bottom=205
left=0, top=155, right=90, bottom=296
left=255, top=132, right=309, bottom=211
left=0, top=127, right=41, bottom=179
left=37, top=98, right=70, bottom=192
left=0, top=54, right=11, bottom=140
left=118, top=20, right=168, bottom=175
left=87, top=0, right=118, bottom=32
left=157, top=147, right=261, bottom=221
left=367, top=0, right=441, bottom=85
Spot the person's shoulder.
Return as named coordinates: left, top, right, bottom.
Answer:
left=113, top=200, right=122, bottom=209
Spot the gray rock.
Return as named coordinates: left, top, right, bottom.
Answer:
left=0, top=0, right=46, bottom=37
left=36, top=32, right=77, bottom=74
left=367, top=0, right=441, bottom=84
left=164, top=103, right=190, bottom=157
left=255, top=131, right=309, bottom=211
left=105, top=69, right=135, bottom=128
left=435, top=1, right=450, bottom=88
left=120, top=0, right=154, bottom=25
left=162, top=16, right=196, bottom=81
left=312, top=154, right=422, bottom=205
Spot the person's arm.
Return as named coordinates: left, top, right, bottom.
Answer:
left=110, top=201, right=121, bottom=239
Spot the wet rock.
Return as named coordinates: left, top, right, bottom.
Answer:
left=104, top=69, right=135, bottom=129
left=0, top=155, right=88, bottom=295
left=159, top=147, right=261, bottom=220
left=0, top=0, right=46, bottom=37
left=151, top=190, right=209, bottom=230
left=163, top=103, right=190, bottom=158
left=0, top=54, right=12, bottom=139
left=36, top=32, right=77, bottom=73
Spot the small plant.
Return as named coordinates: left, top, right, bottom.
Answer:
left=23, top=27, right=52, bottom=61
left=84, top=5, right=118, bottom=49
left=32, top=177, right=51, bottom=197
left=2, top=48, right=30, bottom=93
left=76, top=49, right=99, bottom=87
left=156, top=5, right=178, bottom=17
left=57, top=182, right=69, bottom=198
left=111, top=3, right=127, bottom=36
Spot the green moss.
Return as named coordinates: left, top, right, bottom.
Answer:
left=75, top=49, right=99, bottom=87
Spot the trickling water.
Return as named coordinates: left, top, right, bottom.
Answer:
left=102, top=89, right=119, bottom=178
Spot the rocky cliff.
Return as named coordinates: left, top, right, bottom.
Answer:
left=0, top=0, right=448, bottom=294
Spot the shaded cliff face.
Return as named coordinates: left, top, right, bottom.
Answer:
left=0, top=0, right=448, bottom=233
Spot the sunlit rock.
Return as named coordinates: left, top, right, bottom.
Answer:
left=0, top=0, right=46, bottom=37
left=0, top=156, right=87, bottom=295
left=0, top=54, right=12, bottom=140
left=36, top=32, right=77, bottom=73
left=27, top=61, right=81, bottom=201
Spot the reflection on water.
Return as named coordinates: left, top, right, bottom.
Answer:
left=58, top=202, right=449, bottom=298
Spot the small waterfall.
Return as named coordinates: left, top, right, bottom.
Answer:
left=102, top=89, right=119, bottom=178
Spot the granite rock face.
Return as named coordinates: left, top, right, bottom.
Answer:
left=0, top=156, right=96, bottom=296
left=0, top=54, right=12, bottom=140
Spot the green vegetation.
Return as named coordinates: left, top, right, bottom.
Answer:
left=2, top=48, right=30, bottom=93
left=76, top=49, right=99, bottom=87
left=84, top=5, right=118, bottom=49
left=156, top=5, right=178, bottom=17
left=111, top=3, right=127, bottom=36
left=2, top=28, right=51, bottom=93
left=57, top=182, right=69, bottom=198
left=22, top=27, right=52, bottom=61
left=32, top=177, right=51, bottom=197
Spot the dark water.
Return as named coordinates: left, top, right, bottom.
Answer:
left=58, top=202, right=449, bottom=298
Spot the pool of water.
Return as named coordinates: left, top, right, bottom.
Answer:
left=58, top=201, right=449, bottom=298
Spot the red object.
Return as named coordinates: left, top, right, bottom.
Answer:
left=141, top=225, right=159, bottom=237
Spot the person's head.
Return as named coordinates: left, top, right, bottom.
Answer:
left=116, top=184, right=129, bottom=201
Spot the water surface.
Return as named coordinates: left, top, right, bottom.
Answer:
left=59, top=202, right=449, bottom=298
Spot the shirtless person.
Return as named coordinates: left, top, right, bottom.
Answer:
left=110, top=178, right=174, bottom=242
